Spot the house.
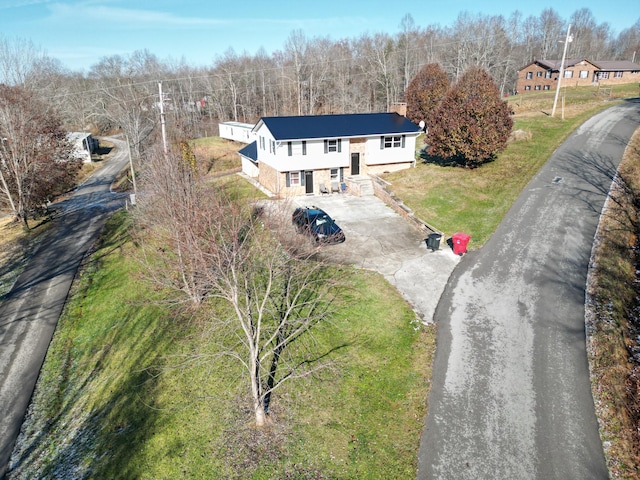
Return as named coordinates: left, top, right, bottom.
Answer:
left=238, top=112, right=421, bottom=196
left=68, top=132, right=98, bottom=163
left=219, top=121, right=254, bottom=143
left=516, top=58, right=640, bottom=93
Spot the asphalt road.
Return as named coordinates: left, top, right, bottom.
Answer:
left=418, top=99, right=640, bottom=479
left=0, top=137, right=129, bottom=478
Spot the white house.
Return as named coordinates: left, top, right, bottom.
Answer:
left=219, top=121, right=255, bottom=143
left=68, top=132, right=98, bottom=163
left=238, top=112, right=421, bottom=196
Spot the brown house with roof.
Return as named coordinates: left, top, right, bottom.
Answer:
left=516, top=59, right=640, bottom=94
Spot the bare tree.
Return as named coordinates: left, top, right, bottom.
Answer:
left=135, top=141, right=341, bottom=427
left=614, top=18, right=640, bottom=61
left=536, top=8, right=566, bottom=60
left=88, top=51, right=162, bottom=159
left=0, top=36, right=49, bottom=87
left=0, top=84, right=79, bottom=228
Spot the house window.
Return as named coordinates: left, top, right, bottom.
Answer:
left=579, top=70, right=589, bottom=79
left=543, top=85, right=550, bottom=90
left=271, top=140, right=276, bottom=153
left=324, top=139, right=341, bottom=153
left=302, top=141, right=307, bottom=155
left=614, top=71, right=623, bottom=78
left=381, top=135, right=404, bottom=149
left=524, top=85, right=531, bottom=91
left=536, top=71, right=543, bottom=77
left=599, top=71, right=609, bottom=79
left=526, top=72, right=533, bottom=79
left=259, top=136, right=265, bottom=150
left=288, top=141, right=292, bottom=156
left=534, top=85, right=541, bottom=90
left=564, top=70, right=573, bottom=78
left=289, top=171, right=301, bottom=186
left=545, top=70, right=552, bottom=78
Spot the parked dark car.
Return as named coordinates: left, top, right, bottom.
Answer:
left=292, top=206, right=345, bottom=245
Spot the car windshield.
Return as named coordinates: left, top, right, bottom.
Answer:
left=314, top=216, right=330, bottom=226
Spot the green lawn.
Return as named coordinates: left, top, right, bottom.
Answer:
left=10, top=211, right=434, bottom=479
left=385, top=102, right=618, bottom=247
left=9, top=85, right=639, bottom=479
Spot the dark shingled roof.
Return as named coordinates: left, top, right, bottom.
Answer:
left=591, top=60, right=640, bottom=71
left=257, top=112, right=420, bottom=141
left=524, top=58, right=640, bottom=72
left=238, top=141, right=257, bottom=162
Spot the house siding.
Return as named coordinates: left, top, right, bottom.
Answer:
left=219, top=122, right=254, bottom=143
left=245, top=113, right=420, bottom=196
left=517, top=60, right=640, bottom=94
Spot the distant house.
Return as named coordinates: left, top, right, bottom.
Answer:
left=238, top=112, right=421, bottom=197
left=516, top=58, right=640, bottom=93
left=219, top=121, right=254, bottom=143
left=68, top=132, right=98, bottom=163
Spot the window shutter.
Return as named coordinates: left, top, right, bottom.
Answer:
left=301, top=171, right=306, bottom=186
left=302, top=141, right=307, bottom=155
left=380, top=136, right=384, bottom=150
left=324, top=139, right=328, bottom=153
left=337, top=139, right=342, bottom=153
left=286, top=172, right=290, bottom=187
left=401, top=135, right=405, bottom=148
left=288, top=142, right=292, bottom=156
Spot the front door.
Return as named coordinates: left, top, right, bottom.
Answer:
left=351, top=153, right=360, bottom=175
left=305, top=171, right=314, bottom=194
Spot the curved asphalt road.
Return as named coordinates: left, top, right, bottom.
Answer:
left=0, top=137, right=129, bottom=478
left=418, top=99, right=640, bottom=480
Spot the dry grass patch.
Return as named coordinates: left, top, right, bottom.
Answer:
left=588, top=128, right=640, bottom=479
left=190, top=136, right=243, bottom=174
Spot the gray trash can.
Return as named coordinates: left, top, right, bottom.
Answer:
left=426, top=233, right=442, bottom=251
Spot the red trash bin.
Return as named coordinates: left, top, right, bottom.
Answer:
left=452, top=232, right=471, bottom=255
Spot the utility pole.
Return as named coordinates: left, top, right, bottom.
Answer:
left=126, top=135, right=137, bottom=205
left=552, top=24, right=572, bottom=118
left=158, top=82, right=168, bottom=154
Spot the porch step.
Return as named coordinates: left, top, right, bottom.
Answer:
left=347, top=175, right=374, bottom=196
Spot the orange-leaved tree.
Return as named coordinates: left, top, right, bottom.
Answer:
left=427, top=66, right=513, bottom=168
left=405, top=63, right=450, bottom=128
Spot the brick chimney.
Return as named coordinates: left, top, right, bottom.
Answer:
left=389, top=102, right=407, bottom=117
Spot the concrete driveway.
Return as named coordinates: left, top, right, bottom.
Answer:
left=292, top=194, right=460, bottom=323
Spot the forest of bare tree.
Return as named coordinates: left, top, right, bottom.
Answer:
left=1, top=8, right=639, bottom=159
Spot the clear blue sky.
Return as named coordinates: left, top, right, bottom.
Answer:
left=1, top=0, right=638, bottom=72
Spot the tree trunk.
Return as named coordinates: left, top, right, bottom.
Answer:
left=254, top=400, right=269, bottom=428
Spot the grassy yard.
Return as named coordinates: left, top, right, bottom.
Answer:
left=4, top=83, right=639, bottom=478
left=190, top=136, right=244, bottom=173
left=9, top=211, right=434, bottom=479
left=384, top=100, right=620, bottom=247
